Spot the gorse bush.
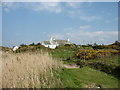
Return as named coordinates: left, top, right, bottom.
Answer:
left=74, top=49, right=119, bottom=60
left=15, top=45, right=51, bottom=53
left=85, top=62, right=120, bottom=78
left=2, top=51, right=62, bottom=88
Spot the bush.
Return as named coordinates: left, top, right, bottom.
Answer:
left=16, top=45, right=50, bottom=53
left=76, top=61, right=85, bottom=68
left=86, top=62, right=120, bottom=78
left=74, top=49, right=119, bottom=60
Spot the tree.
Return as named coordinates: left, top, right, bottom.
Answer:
left=30, top=43, right=35, bottom=46
left=36, top=43, right=41, bottom=46
left=20, top=44, right=26, bottom=47
left=113, top=41, right=120, bottom=46
left=93, top=43, right=98, bottom=46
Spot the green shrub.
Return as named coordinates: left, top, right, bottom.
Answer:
left=74, top=49, right=119, bottom=60
left=86, top=62, right=120, bottom=78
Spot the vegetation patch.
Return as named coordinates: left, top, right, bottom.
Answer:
left=2, top=51, right=62, bottom=88
left=60, top=67, right=119, bottom=88
left=1, top=41, right=120, bottom=88
left=74, top=49, right=119, bottom=60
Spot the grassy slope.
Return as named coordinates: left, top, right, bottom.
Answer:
left=60, top=67, right=119, bottom=88
left=51, top=48, right=119, bottom=88
left=51, top=48, right=75, bottom=59
left=51, top=48, right=119, bottom=66
left=8, top=46, right=119, bottom=88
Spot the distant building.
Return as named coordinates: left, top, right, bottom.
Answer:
left=41, top=37, right=70, bottom=49
left=13, top=46, right=19, bottom=51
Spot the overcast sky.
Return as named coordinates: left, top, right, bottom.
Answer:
left=2, top=2, right=118, bottom=47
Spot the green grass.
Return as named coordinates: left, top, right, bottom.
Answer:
left=60, top=67, right=119, bottom=88
left=51, top=48, right=75, bottom=60
left=49, top=47, right=119, bottom=88
left=50, top=47, right=119, bottom=66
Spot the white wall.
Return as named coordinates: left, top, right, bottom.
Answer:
left=44, top=45, right=57, bottom=49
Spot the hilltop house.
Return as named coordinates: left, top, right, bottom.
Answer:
left=41, top=37, right=70, bottom=49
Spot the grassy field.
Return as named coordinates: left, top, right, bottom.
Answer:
left=50, top=48, right=119, bottom=67
left=1, top=43, right=120, bottom=88
left=50, top=48, right=75, bottom=60
left=2, top=51, right=62, bottom=88
left=60, top=67, right=119, bottom=88
left=52, top=47, right=120, bottom=88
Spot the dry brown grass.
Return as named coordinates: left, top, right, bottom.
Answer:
left=0, top=51, right=2, bottom=89
left=2, top=51, right=62, bottom=88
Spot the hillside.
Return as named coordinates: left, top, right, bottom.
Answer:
left=61, top=67, right=119, bottom=88
left=1, top=41, right=120, bottom=88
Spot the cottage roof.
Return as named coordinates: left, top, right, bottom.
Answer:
left=53, top=40, right=68, bottom=44
left=43, top=41, right=51, bottom=45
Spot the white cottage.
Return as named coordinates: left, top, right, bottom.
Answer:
left=13, top=46, right=19, bottom=51
left=42, top=37, right=70, bottom=49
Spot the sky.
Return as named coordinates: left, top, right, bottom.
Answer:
left=2, top=2, right=118, bottom=47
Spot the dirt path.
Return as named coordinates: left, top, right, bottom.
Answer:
left=63, top=64, right=79, bottom=68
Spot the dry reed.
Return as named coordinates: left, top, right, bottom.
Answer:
left=0, top=51, right=2, bottom=89
left=2, top=51, right=62, bottom=88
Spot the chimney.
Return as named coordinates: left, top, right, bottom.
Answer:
left=50, top=37, right=53, bottom=41
left=67, top=38, right=70, bottom=42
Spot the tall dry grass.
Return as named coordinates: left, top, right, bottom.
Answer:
left=0, top=51, right=2, bottom=89
left=2, top=51, right=62, bottom=88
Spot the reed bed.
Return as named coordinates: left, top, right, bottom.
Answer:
left=0, top=51, right=2, bottom=89
left=2, top=51, right=62, bottom=88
